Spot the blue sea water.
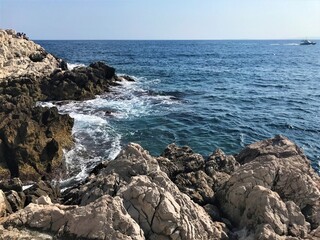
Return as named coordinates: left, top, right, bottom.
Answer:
left=37, top=40, right=320, bottom=180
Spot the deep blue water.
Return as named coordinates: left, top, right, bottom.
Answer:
left=37, top=40, right=320, bottom=178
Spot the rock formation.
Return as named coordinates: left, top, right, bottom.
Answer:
left=0, top=135, right=319, bottom=239
left=0, top=29, right=66, bottom=80
left=0, top=29, right=127, bottom=180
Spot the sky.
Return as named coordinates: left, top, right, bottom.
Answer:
left=0, top=0, right=319, bottom=40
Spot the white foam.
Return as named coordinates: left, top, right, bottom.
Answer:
left=37, top=74, right=179, bottom=186
left=22, top=184, right=34, bottom=191
left=67, top=62, right=85, bottom=70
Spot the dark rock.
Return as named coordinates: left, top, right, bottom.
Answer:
left=41, top=61, right=117, bottom=101
left=5, top=190, right=25, bottom=212
left=29, top=50, right=48, bottom=62
left=24, top=180, right=60, bottom=205
left=206, top=148, right=240, bottom=175
left=120, top=75, right=135, bottom=82
left=160, top=143, right=205, bottom=177
left=174, top=170, right=215, bottom=205
left=203, top=204, right=221, bottom=221
left=0, top=178, right=22, bottom=192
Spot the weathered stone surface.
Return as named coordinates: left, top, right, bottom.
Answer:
left=5, top=190, right=25, bottom=212
left=0, top=29, right=65, bottom=80
left=0, top=190, right=12, bottom=217
left=61, top=143, right=230, bottom=239
left=0, top=225, right=53, bottom=240
left=217, top=135, right=320, bottom=237
left=2, top=195, right=144, bottom=240
left=160, top=143, right=205, bottom=177
left=206, top=148, right=240, bottom=174
left=0, top=104, right=74, bottom=180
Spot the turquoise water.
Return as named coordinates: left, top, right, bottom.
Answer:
left=37, top=40, right=320, bottom=178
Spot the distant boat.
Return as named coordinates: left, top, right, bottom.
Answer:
left=300, top=40, right=316, bottom=45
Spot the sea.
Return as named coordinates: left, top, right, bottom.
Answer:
left=36, top=40, right=320, bottom=184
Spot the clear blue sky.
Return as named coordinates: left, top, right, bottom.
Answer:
left=0, top=0, right=319, bottom=40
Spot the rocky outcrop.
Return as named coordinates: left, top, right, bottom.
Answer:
left=0, top=29, right=129, bottom=180
left=1, top=137, right=319, bottom=239
left=2, top=143, right=230, bottom=239
left=2, top=195, right=144, bottom=240
left=41, top=61, right=120, bottom=101
left=217, top=135, right=320, bottom=239
left=0, top=101, right=74, bottom=180
left=157, top=144, right=238, bottom=206
left=0, top=29, right=66, bottom=80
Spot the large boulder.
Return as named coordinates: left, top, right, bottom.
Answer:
left=41, top=61, right=119, bottom=101
left=217, top=135, right=320, bottom=238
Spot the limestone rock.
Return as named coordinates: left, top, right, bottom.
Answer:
left=61, top=143, right=230, bottom=239
left=118, top=174, right=229, bottom=240
left=0, top=225, right=53, bottom=240
left=2, top=195, right=145, bottom=240
left=5, top=190, right=25, bottom=212
left=0, top=29, right=65, bottom=80
left=0, top=190, right=12, bottom=217
left=217, top=135, right=320, bottom=237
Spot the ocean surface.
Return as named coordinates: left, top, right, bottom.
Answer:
left=36, top=40, right=320, bottom=183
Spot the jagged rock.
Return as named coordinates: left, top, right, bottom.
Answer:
left=217, top=135, right=320, bottom=237
left=5, top=190, right=25, bottom=212
left=61, top=143, right=230, bottom=239
left=174, top=170, right=215, bottom=205
left=206, top=148, right=240, bottom=174
left=0, top=105, right=73, bottom=180
left=41, top=61, right=119, bottom=101
left=119, top=174, right=229, bottom=240
left=2, top=195, right=145, bottom=240
left=160, top=143, right=205, bottom=177
left=24, top=180, right=60, bottom=205
left=0, top=29, right=64, bottom=80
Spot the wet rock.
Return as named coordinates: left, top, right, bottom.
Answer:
left=0, top=105, right=74, bottom=180
left=41, top=61, right=118, bottom=101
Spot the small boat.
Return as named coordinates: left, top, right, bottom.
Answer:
left=300, top=40, right=316, bottom=45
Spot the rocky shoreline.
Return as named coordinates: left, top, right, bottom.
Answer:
left=0, top=29, right=319, bottom=239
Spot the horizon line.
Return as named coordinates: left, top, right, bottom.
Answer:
left=34, top=38, right=320, bottom=41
